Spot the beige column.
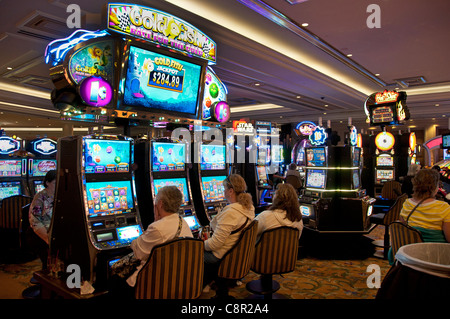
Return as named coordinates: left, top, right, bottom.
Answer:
left=62, top=123, right=73, bottom=137
left=424, top=124, right=438, bottom=166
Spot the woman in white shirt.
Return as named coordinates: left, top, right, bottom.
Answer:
left=255, top=183, right=303, bottom=240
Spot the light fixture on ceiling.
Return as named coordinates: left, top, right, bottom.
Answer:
left=301, top=23, right=309, bottom=27
left=231, top=103, right=284, bottom=113
left=6, top=67, right=12, bottom=70
left=346, top=54, right=352, bottom=57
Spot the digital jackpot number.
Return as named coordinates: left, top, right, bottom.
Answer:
left=148, top=69, right=184, bottom=93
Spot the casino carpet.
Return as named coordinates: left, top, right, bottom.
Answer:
left=0, top=226, right=390, bottom=299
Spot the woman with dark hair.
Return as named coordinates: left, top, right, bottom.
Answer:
left=28, top=170, right=57, bottom=269
left=254, top=183, right=303, bottom=240
left=400, top=168, right=450, bottom=243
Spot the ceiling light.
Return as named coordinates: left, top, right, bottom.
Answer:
left=346, top=54, right=352, bottom=57
left=301, top=23, right=309, bottom=27
left=231, top=103, right=284, bottom=113
left=375, top=74, right=380, bottom=76
left=435, top=104, right=440, bottom=106
left=0, top=81, right=50, bottom=100
left=324, top=104, right=328, bottom=107
left=6, top=67, right=12, bottom=70
left=296, top=95, right=301, bottom=99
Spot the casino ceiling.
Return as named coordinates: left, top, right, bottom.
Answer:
left=1, top=0, right=450, bottom=140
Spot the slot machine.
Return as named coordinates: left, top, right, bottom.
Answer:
left=0, top=136, right=29, bottom=200
left=49, top=134, right=143, bottom=290
left=26, top=137, right=57, bottom=196
left=135, top=139, right=201, bottom=235
left=189, top=141, right=229, bottom=225
left=373, top=131, right=396, bottom=197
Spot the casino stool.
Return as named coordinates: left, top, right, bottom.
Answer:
left=0, top=195, right=33, bottom=250
left=215, top=220, right=258, bottom=299
left=134, top=237, right=204, bottom=299
left=246, top=226, right=299, bottom=299
left=370, top=193, right=408, bottom=259
left=389, top=221, right=424, bottom=263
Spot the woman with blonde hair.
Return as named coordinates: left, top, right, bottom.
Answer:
left=255, top=183, right=303, bottom=239
left=203, top=174, right=255, bottom=291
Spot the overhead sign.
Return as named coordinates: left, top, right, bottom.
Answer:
left=79, top=76, right=113, bottom=107
left=213, top=101, right=230, bottom=123
left=107, top=3, right=216, bottom=64
left=233, top=120, right=254, bottom=133
left=294, top=121, right=316, bottom=136
left=309, top=126, right=327, bottom=146
left=365, top=90, right=410, bottom=126
left=32, top=138, right=57, bottom=155
left=0, top=136, right=20, bottom=155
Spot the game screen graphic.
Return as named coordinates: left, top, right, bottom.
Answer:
left=306, top=148, right=326, bottom=167
left=33, top=180, right=45, bottom=194
left=0, top=160, right=22, bottom=177
left=84, top=139, right=130, bottom=174
left=123, top=46, right=202, bottom=116
left=353, top=148, right=361, bottom=167
left=306, top=169, right=326, bottom=189
left=200, top=144, right=225, bottom=170
left=152, top=142, right=186, bottom=172
left=201, top=175, right=226, bottom=203
left=30, top=159, right=57, bottom=177
left=353, top=170, right=360, bottom=189
left=376, top=155, right=394, bottom=166
left=202, top=67, right=227, bottom=120
left=0, top=181, right=21, bottom=200
left=257, top=166, right=270, bottom=187
left=116, top=225, right=142, bottom=242
left=183, top=215, right=201, bottom=232
left=86, top=180, right=135, bottom=217
left=153, top=178, right=189, bottom=206
left=376, top=169, right=394, bottom=182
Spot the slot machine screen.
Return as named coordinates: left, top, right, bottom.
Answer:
left=376, top=169, right=394, bottom=182
left=352, top=170, right=360, bottom=189
left=306, top=148, right=326, bottom=167
left=183, top=215, right=201, bottom=232
left=376, top=155, right=394, bottom=166
left=84, top=139, right=131, bottom=174
left=85, top=180, right=135, bottom=217
left=0, top=160, right=22, bottom=177
left=33, top=180, right=45, bottom=193
left=201, top=175, right=226, bottom=203
left=116, top=225, right=142, bottom=241
left=305, top=169, right=326, bottom=189
left=443, top=133, right=450, bottom=149
left=257, top=166, right=270, bottom=187
left=272, top=144, right=284, bottom=163
left=300, top=204, right=314, bottom=218
left=152, top=142, right=186, bottom=172
left=200, top=144, right=226, bottom=170
left=0, top=181, right=21, bottom=200
left=122, top=46, right=202, bottom=117
left=30, top=159, right=57, bottom=177
left=153, top=177, right=190, bottom=206
left=353, top=148, right=361, bottom=167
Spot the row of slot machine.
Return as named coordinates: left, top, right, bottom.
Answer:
left=0, top=136, right=58, bottom=201
left=49, top=134, right=242, bottom=289
left=299, top=145, right=376, bottom=232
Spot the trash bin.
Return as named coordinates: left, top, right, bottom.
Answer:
left=376, top=243, right=450, bottom=299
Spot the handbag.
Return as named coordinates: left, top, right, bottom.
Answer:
left=111, top=216, right=184, bottom=279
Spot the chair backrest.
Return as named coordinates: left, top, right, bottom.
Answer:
left=135, top=237, right=204, bottom=299
left=19, top=203, right=31, bottom=249
left=383, top=193, right=408, bottom=225
left=217, top=219, right=258, bottom=280
left=285, top=175, right=302, bottom=190
left=0, top=195, right=33, bottom=229
left=252, top=226, right=299, bottom=275
left=381, top=181, right=402, bottom=200
left=389, top=221, right=424, bottom=260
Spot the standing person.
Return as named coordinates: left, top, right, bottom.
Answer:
left=27, top=170, right=57, bottom=270
left=254, top=183, right=303, bottom=240
left=284, top=163, right=302, bottom=192
left=401, top=163, right=421, bottom=197
left=203, top=174, right=255, bottom=292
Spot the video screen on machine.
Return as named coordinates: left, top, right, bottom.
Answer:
left=123, top=46, right=203, bottom=116
left=353, top=148, right=361, bottom=167
left=200, top=144, right=226, bottom=170
left=33, top=180, right=45, bottom=193
left=272, top=144, right=284, bottom=164
left=201, top=175, right=226, bottom=203
left=152, top=142, right=186, bottom=172
left=30, top=159, right=57, bottom=177
left=352, top=170, right=360, bottom=189
left=0, top=160, right=22, bottom=177
left=300, top=204, right=314, bottom=218
left=443, top=134, right=450, bottom=149
left=257, top=166, right=270, bottom=187
left=306, top=148, right=326, bottom=167
left=305, top=169, right=326, bottom=189
left=0, top=181, right=21, bottom=200
left=376, top=155, right=394, bottom=167
left=183, top=215, right=201, bottom=232
left=153, top=177, right=190, bottom=206
left=116, top=225, right=142, bottom=242
left=376, top=169, right=394, bottom=182
left=84, top=139, right=130, bottom=174
left=85, top=180, right=135, bottom=217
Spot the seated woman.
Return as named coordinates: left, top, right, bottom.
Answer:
left=255, top=183, right=303, bottom=240
left=399, top=168, right=450, bottom=243
left=203, top=174, right=255, bottom=290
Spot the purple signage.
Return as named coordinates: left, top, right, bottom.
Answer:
left=213, top=101, right=230, bottom=123
left=79, top=76, right=113, bottom=107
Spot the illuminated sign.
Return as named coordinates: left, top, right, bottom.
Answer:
left=349, top=125, right=358, bottom=146
left=213, top=101, right=230, bottom=123
left=107, top=3, right=216, bottom=63
left=409, top=132, right=416, bottom=152
left=233, top=120, right=254, bottom=133
left=357, top=133, right=362, bottom=148
left=202, top=67, right=227, bottom=120
left=365, top=90, right=409, bottom=126
left=375, top=90, right=399, bottom=104
left=0, top=136, right=20, bottom=155
left=33, top=138, right=57, bottom=155
left=309, top=126, right=327, bottom=146
left=295, top=121, right=316, bottom=136
left=79, top=77, right=113, bottom=107
left=375, top=131, right=395, bottom=151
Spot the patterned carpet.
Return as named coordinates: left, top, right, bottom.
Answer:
left=0, top=226, right=390, bottom=299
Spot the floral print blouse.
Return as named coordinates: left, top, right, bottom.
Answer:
left=29, top=187, right=54, bottom=232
